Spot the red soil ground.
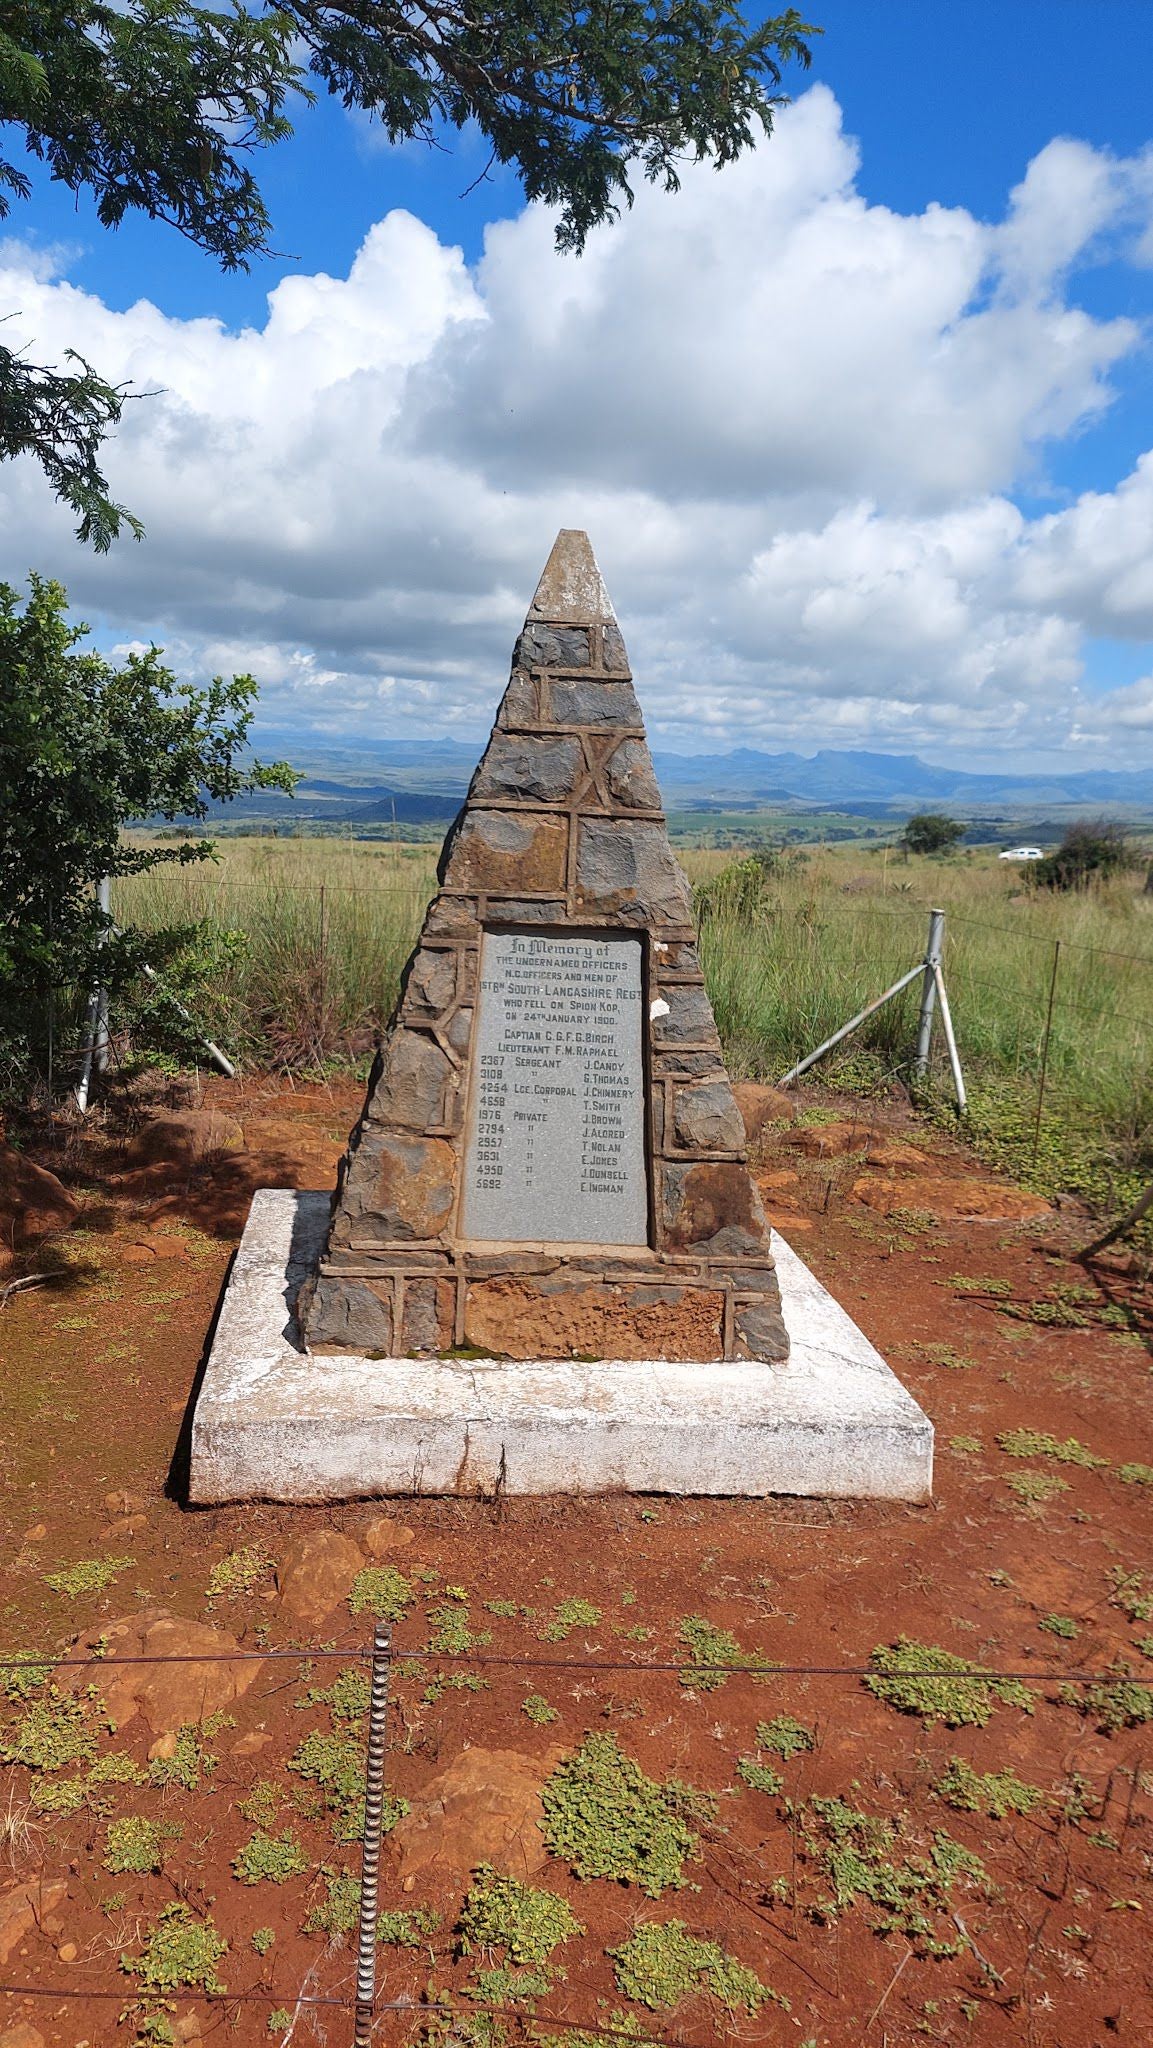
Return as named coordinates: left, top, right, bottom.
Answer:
left=0, top=1074, right=1150, bottom=2048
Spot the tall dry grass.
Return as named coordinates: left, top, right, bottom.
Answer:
left=116, top=835, right=1153, bottom=1212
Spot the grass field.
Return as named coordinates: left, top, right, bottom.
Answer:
left=115, top=833, right=1153, bottom=1222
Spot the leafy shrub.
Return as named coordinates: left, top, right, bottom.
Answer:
left=104, top=1816, right=181, bottom=1874
left=1031, top=820, right=1135, bottom=891
left=755, top=1715, right=814, bottom=1760
left=121, top=1903, right=228, bottom=1995
left=933, top=1758, right=1044, bottom=1818
left=348, top=1566, right=413, bottom=1620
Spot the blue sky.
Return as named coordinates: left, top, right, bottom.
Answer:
left=3, top=0, right=1153, bottom=768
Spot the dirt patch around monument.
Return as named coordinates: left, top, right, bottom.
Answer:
left=1, top=1073, right=1151, bottom=2048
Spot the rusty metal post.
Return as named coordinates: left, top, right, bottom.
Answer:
left=353, top=1623, right=392, bottom=2048
left=914, top=907, right=945, bottom=1080
left=1031, top=939, right=1061, bottom=1168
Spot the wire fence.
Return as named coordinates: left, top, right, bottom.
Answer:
left=1, top=1629, right=1147, bottom=2043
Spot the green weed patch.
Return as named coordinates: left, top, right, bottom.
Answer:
left=608, top=1920, right=784, bottom=2015
left=867, top=1638, right=1034, bottom=1727
left=348, top=1565, right=414, bottom=1619
left=541, top=1734, right=712, bottom=1897
left=44, top=1555, right=132, bottom=1598
left=458, top=1866, right=583, bottom=1966
left=539, top=1598, right=601, bottom=1642
left=997, top=1429, right=1106, bottom=1467
left=796, top=1797, right=992, bottom=1955
left=932, top=1758, right=1045, bottom=1818
left=233, top=1829, right=308, bottom=1885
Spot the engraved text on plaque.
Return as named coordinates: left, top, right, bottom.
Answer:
left=462, top=931, right=647, bottom=1245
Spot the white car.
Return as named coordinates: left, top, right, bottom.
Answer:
left=998, top=845, right=1045, bottom=861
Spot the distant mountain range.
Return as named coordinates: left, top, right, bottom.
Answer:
left=206, top=736, right=1153, bottom=823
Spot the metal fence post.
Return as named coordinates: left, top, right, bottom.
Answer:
left=913, top=907, right=945, bottom=1080
left=1031, top=939, right=1061, bottom=1169
left=354, top=1623, right=393, bottom=2048
left=75, top=876, right=112, bottom=1112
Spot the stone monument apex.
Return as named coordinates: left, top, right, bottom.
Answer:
left=300, top=529, right=789, bottom=1368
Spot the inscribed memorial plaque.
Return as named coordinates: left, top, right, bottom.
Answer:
left=462, top=930, right=647, bottom=1245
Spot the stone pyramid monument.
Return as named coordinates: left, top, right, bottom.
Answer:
left=189, top=532, right=932, bottom=1504
left=300, top=530, right=788, bottom=1366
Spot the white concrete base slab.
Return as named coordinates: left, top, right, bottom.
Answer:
left=188, top=1190, right=933, bottom=1504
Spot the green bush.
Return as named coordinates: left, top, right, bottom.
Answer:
left=1032, top=820, right=1136, bottom=892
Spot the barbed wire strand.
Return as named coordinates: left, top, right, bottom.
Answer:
left=0, top=1647, right=1119, bottom=1683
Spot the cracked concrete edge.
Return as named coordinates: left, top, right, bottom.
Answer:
left=188, top=1190, right=934, bottom=1504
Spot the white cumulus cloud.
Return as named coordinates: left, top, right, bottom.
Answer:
left=1, top=83, right=1152, bottom=769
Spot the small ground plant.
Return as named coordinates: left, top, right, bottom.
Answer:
left=867, top=1639, right=1034, bottom=1727
left=522, top=1694, right=559, bottom=1725
left=378, top=1907, right=440, bottom=1947
left=457, top=1866, right=584, bottom=1965
left=1060, top=1674, right=1153, bottom=1732
left=348, top=1565, right=414, bottom=1619
left=541, top=1735, right=712, bottom=1897
left=539, top=1598, right=601, bottom=1642
left=121, top=1903, right=228, bottom=2035
left=677, top=1615, right=751, bottom=1692
left=795, top=1797, right=993, bottom=1955
left=206, top=1545, right=274, bottom=1600
left=233, top=1829, right=308, bottom=1885
left=44, top=1555, right=132, bottom=1598
left=932, top=1758, right=1045, bottom=1818
left=997, top=1429, right=1106, bottom=1467
left=104, top=1815, right=182, bottom=1874
left=756, top=1715, right=815, bottom=1760
left=608, top=1921, right=784, bottom=2014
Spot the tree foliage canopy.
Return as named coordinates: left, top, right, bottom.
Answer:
left=0, top=571, right=296, bottom=1080
left=902, top=813, right=966, bottom=856
left=1, top=0, right=815, bottom=541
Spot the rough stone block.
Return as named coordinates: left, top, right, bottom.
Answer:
left=446, top=1005, right=473, bottom=1053
left=575, top=819, right=693, bottom=920
left=484, top=898, right=568, bottom=923
left=604, top=739, right=662, bottom=810
left=662, top=1161, right=770, bottom=1257
left=443, top=810, right=568, bottom=893
left=673, top=1081, right=746, bottom=1152
left=406, top=949, right=457, bottom=1015
left=472, top=734, right=583, bottom=804
left=734, top=1298, right=789, bottom=1364
left=651, top=985, right=721, bottom=1048
left=495, top=668, right=539, bottom=727
left=330, top=1130, right=456, bottom=1244
left=652, top=1049, right=727, bottom=1079
left=602, top=623, right=630, bottom=674
left=424, top=893, right=477, bottom=935
left=401, top=1278, right=451, bottom=1355
left=654, top=941, right=702, bottom=977
left=305, top=1275, right=393, bottom=1353
left=516, top=623, right=591, bottom=668
left=550, top=679, right=642, bottom=727
left=367, top=1029, right=453, bottom=1129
